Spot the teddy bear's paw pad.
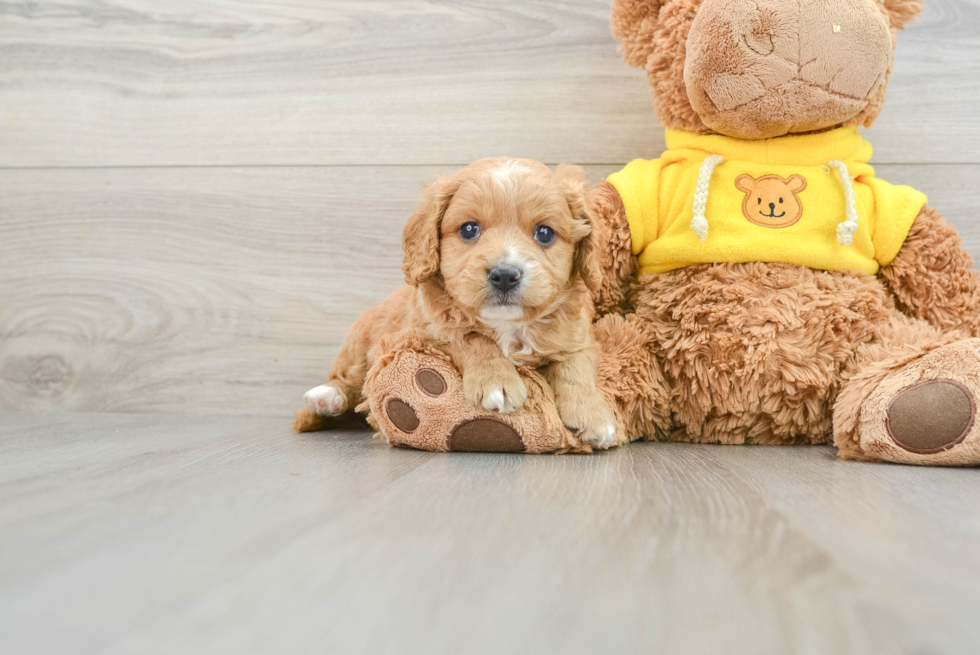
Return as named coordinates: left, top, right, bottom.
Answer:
left=368, top=347, right=574, bottom=453
left=415, top=368, right=447, bottom=396
left=385, top=398, right=421, bottom=433
left=886, top=379, right=975, bottom=455
left=369, top=349, right=482, bottom=451
left=448, top=418, right=526, bottom=453
left=857, top=339, right=980, bottom=466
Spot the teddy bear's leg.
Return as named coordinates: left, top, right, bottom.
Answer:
left=592, top=312, right=673, bottom=445
left=834, top=312, right=980, bottom=466
left=359, top=334, right=588, bottom=454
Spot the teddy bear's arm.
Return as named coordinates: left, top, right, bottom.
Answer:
left=879, top=207, right=980, bottom=338
left=587, top=180, right=636, bottom=316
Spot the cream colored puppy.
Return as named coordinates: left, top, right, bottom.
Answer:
left=302, top=158, right=617, bottom=448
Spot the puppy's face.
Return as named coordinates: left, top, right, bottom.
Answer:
left=402, top=158, right=596, bottom=321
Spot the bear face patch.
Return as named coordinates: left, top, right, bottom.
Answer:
left=735, top=174, right=807, bottom=228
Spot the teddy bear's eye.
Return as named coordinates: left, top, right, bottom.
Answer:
left=779, top=198, right=784, bottom=203
left=758, top=198, right=762, bottom=204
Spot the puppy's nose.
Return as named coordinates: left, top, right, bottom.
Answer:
left=488, top=265, right=522, bottom=293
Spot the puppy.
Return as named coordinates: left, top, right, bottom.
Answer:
left=301, top=157, right=617, bottom=448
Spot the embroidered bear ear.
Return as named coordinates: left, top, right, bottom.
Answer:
left=787, top=175, right=808, bottom=193
left=735, top=174, right=757, bottom=193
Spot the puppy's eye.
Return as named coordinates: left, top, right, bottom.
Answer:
left=459, top=222, right=481, bottom=241
left=534, top=224, right=556, bottom=246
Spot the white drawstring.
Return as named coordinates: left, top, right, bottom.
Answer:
left=690, top=155, right=725, bottom=241
left=827, top=160, right=859, bottom=246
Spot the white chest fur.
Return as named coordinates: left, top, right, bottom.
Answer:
left=479, top=315, right=538, bottom=362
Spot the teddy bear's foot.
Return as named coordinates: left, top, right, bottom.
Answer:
left=836, top=337, right=980, bottom=466
left=361, top=342, right=589, bottom=454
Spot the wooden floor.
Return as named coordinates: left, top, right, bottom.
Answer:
left=2, top=412, right=979, bottom=654
left=3, top=1, right=980, bottom=651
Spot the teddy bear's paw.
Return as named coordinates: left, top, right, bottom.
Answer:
left=366, top=348, right=584, bottom=454
left=852, top=339, right=980, bottom=466
left=304, top=384, right=348, bottom=416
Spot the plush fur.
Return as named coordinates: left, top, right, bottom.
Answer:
left=295, top=158, right=617, bottom=448
left=879, top=207, right=980, bottom=338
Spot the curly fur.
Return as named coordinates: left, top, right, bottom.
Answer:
left=588, top=180, right=637, bottom=316
left=630, top=263, right=892, bottom=444
left=879, top=207, right=980, bottom=339
left=593, top=313, right=671, bottom=443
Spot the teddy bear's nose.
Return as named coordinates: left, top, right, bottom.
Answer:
left=769, top=202, right=776, bottom=212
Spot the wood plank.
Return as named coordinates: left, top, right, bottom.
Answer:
left=2, top=164, right=979, bottom=416
left=1, top=0, right=978, bottom=167
left=1, top=412, right=979, bottom=654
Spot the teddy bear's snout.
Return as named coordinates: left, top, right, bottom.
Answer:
left=684, top=0, right=893, bottom=139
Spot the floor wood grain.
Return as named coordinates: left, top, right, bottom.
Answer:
left=3, top=164, right=979, bottom=416
left=0, top=412, right=978, bottom=655
left=0, top=0, right=978, bottom=167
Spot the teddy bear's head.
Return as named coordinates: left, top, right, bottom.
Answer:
left=612, top=0, right=924, bottom=139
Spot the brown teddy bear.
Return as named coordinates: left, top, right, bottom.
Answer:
left=301, top=0, right=980, bottom=466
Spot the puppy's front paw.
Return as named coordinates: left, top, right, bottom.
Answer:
left=464, top=366, right=528, bottom=414
left=304, top=384, right=348, bottom=416
left=559, top=399, right=618, bottom=450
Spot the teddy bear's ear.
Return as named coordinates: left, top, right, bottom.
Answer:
left=735, top=175, right=757, bottom=194
left=611, top=0, right=668, bottom=68
left=881, top=0, right=925, bottom=30
left=788, top=175, right=808, bottom=193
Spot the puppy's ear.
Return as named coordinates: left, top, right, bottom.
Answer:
left=611, top=0, right=667, bottom=68
left=881, top=0, right=924, bottom=30
left=557, top=164, right=603, bottom=295
left=402, top=172, right=458, bottom=286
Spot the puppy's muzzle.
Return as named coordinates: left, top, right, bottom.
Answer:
left=488, top=265, right=522, bottom=293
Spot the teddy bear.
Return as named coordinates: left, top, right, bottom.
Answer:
left=305, top=0, right=980, bottom=466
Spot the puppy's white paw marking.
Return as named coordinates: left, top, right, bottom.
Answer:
left=465, top=369, right=527, bottom=414
left=483, top=388, right=508, bottom=413
left=304, top=385, right=347, bottom=416
left=577, top=423, right=617, bottom=449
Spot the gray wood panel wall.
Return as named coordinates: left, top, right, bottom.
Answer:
left=2, top=0, right=979, bottom=416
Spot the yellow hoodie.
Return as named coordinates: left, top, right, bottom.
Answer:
left=607, top=127, right=927, bottom=276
